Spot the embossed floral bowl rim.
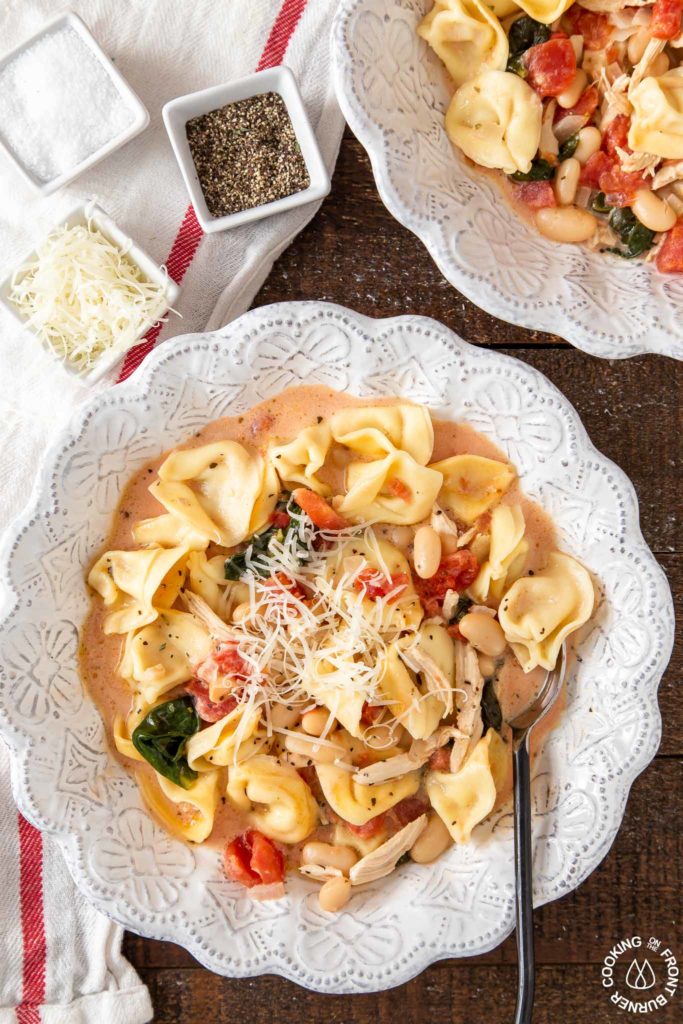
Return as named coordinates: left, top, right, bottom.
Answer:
left=331, top=0, right=683, bottom=361
left=0, top=301, right=673, bottom=993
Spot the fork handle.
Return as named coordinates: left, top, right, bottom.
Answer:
left=513, top=735, right=535, bottom=1024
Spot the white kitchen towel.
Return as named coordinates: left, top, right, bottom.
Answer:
left=0, top=0, right=345, bottom=1020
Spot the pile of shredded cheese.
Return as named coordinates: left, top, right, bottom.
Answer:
left=9, top=220, right=170, bottom=375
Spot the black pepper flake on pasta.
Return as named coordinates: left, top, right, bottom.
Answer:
left=209, top=462, right=218, bottom=468
left=186, top=92, right=310, bottom=219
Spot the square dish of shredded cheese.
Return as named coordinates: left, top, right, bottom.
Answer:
left=5, top=213, right=174, bottom=379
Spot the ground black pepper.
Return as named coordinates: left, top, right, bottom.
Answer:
left=186, top=92, right=310, bottom=218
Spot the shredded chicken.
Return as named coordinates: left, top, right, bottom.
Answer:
left=349, top=816, right=427, bottom=885
left=539, top=99, right=559, bottom=162
left=450, top=642, right=485, bottom=773
left=616, top=147, right=660, bottom=175
left=400, top=644, right=454, bottom=717
left=630, top=38, right=666, bottom=89
left=181, top=590, right=233, bottom=640
left=652, top=160, right=683, bottom=189
left=352, top=725, right=465, bottom=785
left=597, top=69, right=632, bottom=128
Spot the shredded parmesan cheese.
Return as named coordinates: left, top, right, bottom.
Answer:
left=9, top=218, right=171, bottom=375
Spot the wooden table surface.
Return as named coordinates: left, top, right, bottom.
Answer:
left=123, top=131, right=682, bottom=1024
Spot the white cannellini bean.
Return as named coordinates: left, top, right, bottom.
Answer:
left=270, top=703, right=301, bottom=730
left=301, top=707, right=330, bottom=737
left=302, top=842, right=358, bottom=874
left=627, top=26, right=650, bottom=66
left=535, top=206, right=598, bottom=243
left=458, top=612, right=507, bottom=657
left=409, top=813, right=453, bottom=864
left=650, top=52, right=670, bottom=77
left=318, top=876, right=352, bottom=913
left=569, top=34, right=584, bottom=64
left=631, top=190, right=677, bottom=233
left=556, top=69, right=588, bottom=110
left=574, top=126, right=601, bottom=165
left=554, top=158, right=581, bottom=206
left=285, top=731, right=341, bottom=764
left=477, top=653, right=497, bottom=678
left=231, top=601, right=251, bottom=623
left=413, top=525, right=442, bottom=579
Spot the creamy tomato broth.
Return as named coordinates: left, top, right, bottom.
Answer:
left=82, top=385, right=594, bottom=909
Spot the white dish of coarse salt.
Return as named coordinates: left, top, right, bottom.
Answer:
left=0, top=11, right=149, bottom=195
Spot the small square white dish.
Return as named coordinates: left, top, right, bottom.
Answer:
left=0, top=11, right=149, bottom=196
left=162, top=66, right=330, bottom=233
left=0, top=202, right=180, bottom=383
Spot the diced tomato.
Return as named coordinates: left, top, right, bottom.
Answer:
left=413, top=550, right=480, bottom=616
left=354, top=569, right=409, bottom=602
left=656, top=221, right=683, bottom=272
left=446, top=623, right=465, bottom=641
left=186, top=678, right=238, bottom=723
left=361, top=701, right=385, bottom=725
left=602, top=114, right=631, bottom=158
left=579, top=150, right=613, bottom=189
left=269, top=509, right=291, bottom=528
left=211, top=643, right=249, bottom=677
left=524, top=38, right=577, bottom=97
left=347, top=814, right=386, bottom=838
left=566, top=7, right=612, bottom=49
left=561, top=84, right=599, bottom=121
left=600, top=165, right=649, bottom=207
left=224, top=829, right=285, bottom=888
left=388, top=477, right=413, bottom=501
left=291, top=488, right=349, bottom=531
left=393, top=796, right=430, bottom=827
left=513, top=180, right=556, bottom=209
left=262, top=572, right=307, bottom=601
left=650, top=0, right=683, bottom=39
left=428, top=747, right=451, bottom=772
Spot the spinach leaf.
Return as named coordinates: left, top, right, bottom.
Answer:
left=510, top=158, right=556, bottom=182
left=606, top=206, right=655, bottom=258
left=481, top=678, right=503, bottom=733
left=559, top=134, right=579, bottom=160
left=132, top=697, right=200, bottom=789
left=508, top=15, right=550, bottom=57
left=224, top=500, right=308, bottom=580
left=448, top=595, right=473, bottom=625
left=506, top=53, right=528, bottom=78
left=590, top=191, right=612, bottom=215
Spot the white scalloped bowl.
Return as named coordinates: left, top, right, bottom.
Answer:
left=331, top=0, right=683, bottom=361
left=0, top=302, right=673, bottom=992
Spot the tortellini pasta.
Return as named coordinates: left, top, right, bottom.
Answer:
left=483, top=0, right=520, bottom=15
left=227, top=755, right=318, bottom=843
left=468, top=503, right=528, bottom=603
left=302, top=641, right=369, bottom=738
left=330, top=404, right=435, bottom=465
left=430, top=452, right=516, bottom=523
left=335, top=536, right=424, bottom=631
left=418, top=0, right=509, bottom=89
left=186, top=705, right=266, bottom=771
left=426, top=728, right=508, bottom=843
left=445, top=69, right=542, bottom=175
left=269, top=422, right=332, bottom=495
left=498, top=551, right=594, bottom=671
left=132, top=513, right=209, bottom=551
left=137, top=768, right=220, bottom=843
left=316, top=762, right=421, bottom=826
left=507, top=0, right=575, bottom=23
left=150, top=441, right=279, bottom=548
left=187, top=550, right=248, bottom=618
left=379, top=623, right=455, bottom=739
left=118, top=609, right=211, bottom=703
left=628, top=68, right=683, bottom=160
left=87, top=545, right=189, bottom=634
left=339, top=451, right=443, bottom=525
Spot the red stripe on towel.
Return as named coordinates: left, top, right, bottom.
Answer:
left=16, top=815, right=46, bottom=1024
left=117, top=0, right=309, bottom=383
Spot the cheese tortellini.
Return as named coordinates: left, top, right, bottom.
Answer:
left=468, top=503, right=528, bottom=603
left=151, top=441, right=279, bottom=548
left=227, top=755, right=318, bottom=843
left=339, top=450, right=443, bottom=525
left=431, top=452, right=516, bottom=523
left=330, top=403, right=435, bottom=465
left=316, top=762, right=421, bottom=826
left=186, top=705, right=266, bottom=770
left=119, top=609, right=211, bottom=703
left=379, top=623, right=455, bottom=739
left=426, top=728, right=509, bottom=843
left=418, top=0, right=509, bottom=89
left=269, top=422, right=332, bottom=495
left=629, top=68, right=683, bottom=160
left=137, top=768, right=220, bottom=843
left=132, top=513, right=209, bottom=551
left=508, top=0, right=575, bottom=22
left=499, top=551, right=594, bottom=671
left=87, top=545, right=189, bottom=634
left=445, top=69, right=542, bottom=175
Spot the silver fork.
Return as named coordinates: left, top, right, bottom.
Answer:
left=508, top=642, right=568, bottom=1024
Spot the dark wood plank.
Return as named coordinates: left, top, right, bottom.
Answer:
left=124, top=757, right=682, bottom=977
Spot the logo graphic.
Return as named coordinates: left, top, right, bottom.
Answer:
left=625, top=958, right=657, bottom=991
left=601, top=936, right=678, bottom=1015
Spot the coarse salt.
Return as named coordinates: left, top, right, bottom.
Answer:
left=0, top=25, right=135, bottom=184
